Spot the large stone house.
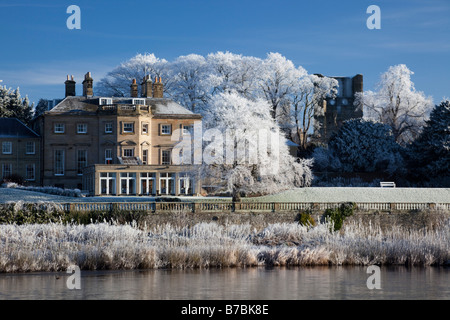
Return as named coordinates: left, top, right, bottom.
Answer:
left=34, top=73, right=202, bottom=196
left=0, top=118, right=41, bottom=185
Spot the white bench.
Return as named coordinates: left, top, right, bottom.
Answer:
left=380, top=182, right=396, bottom=188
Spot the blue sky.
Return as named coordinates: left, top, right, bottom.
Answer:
left=0, top=0, right=449, bottom=105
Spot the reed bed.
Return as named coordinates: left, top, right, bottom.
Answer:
left=0, top=218, right=448, bottom=272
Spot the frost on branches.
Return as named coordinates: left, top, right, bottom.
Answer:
left=355, top=64, right=433, bottom=146
left=314, top=119, right=404, bottom=175
left=96, top=51, right=337, bottom=150
left=200, top=92, right=313, bottom=200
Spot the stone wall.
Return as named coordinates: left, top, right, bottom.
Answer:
left=140, top=209, right=450, bottom=232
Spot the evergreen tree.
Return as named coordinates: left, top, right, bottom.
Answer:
left=407, top=100, right=450, bottom=186
left=317, top=118, right=404, bottom=175
left=0, top=86, right=33, bottom=125
left=34, top=98, right=49, bottom=118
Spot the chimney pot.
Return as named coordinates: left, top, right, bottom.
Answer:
left=65, top=75, right=76, bottom=97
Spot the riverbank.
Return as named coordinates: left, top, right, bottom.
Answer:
left=1, top=215, right=448, bottom=272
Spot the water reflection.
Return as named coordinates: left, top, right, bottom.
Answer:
left=0, top=266, right=448, bottom=300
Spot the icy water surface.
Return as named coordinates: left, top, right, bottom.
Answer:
left=0, top=266, right=448, bottom=300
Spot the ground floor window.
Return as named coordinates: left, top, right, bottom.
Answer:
left=77, top=150, right=87, bottom=175
left=100, top=172, right=116, bottom=195
left=179, top=173, right=194, bottom=195
left=120, top=172, right=136, bottom=195
left=25, top=164, right=35, bottom=181
left=159, top=172, right=174, bottom=195
left=54, top=150, right=64, bottom=175
left=140, top=172, right=155, bottom=195
left=2, top=163, right=12, bottom=178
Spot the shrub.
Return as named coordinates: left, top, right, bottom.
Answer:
left=323, top=202, right=356, bottom=232
left=295, top=211, right=316, bottom=228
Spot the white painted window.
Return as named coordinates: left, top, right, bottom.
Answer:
left=2, top=163, right=12, bottom=178
left=77, top=123, right=87, bottom=134
left=2, top=142, right=12, bottom=154
left=99, top=98, right=113, bottom=105
left=161, top=150, right=171, bottom=165
left=26, top=142, right=35, bottom=154
left=123, top=149, right=134, bottom=157
left=105, top=149, right=113, bottom=164
left=105, top=122, right=113, bottom=134
left=54, top=150, right=65, bottom=175
left=161, top=124, right=171, bottom=135
left=54, top=123, right=65, bottom=133
left=77, top=150, right=87, bottom=175
left=26, top=164, right=35, bottom=181
left=123, top=122, right=134, bottom=133
left=132, top=98, right=146, bottom=105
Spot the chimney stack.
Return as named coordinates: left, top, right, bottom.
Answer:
left=82, top=72, right=94, bottom=97
left=152, top=76, right=164, bottom=98
left=352, top=74, right=363, bottom=93
left=130, top=79, right=138, bottom=98
left=65, top=75, right=76, bottom=97
left=141, top=75, right=152, bottom=98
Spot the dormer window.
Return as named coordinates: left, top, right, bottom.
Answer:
left=99, top=98, right=113, bottom=105
left=132, top=98, right=145, bottom=105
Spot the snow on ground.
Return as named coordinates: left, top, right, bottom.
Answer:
left=1, top=187, right=449, bottom=204
left=251, top=187, right=450, bottom=203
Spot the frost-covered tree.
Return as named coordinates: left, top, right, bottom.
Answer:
left=206, top=51, right=261, bottom=97
left=291, top=74, right=338, bottom=150
left=355, top=64, right=433, bottom=145
left=0, top=86, right=33, bottom=125
left=201, top=91, right=313, bottom=200
left=96, top=53, right=169, bottom=97
left=315, top=118, right=404, bottom=175
left=96, top=51, right=337, bottom=151
left=257, top=52, right=308, bottom=121
left=406, top=100, right=450, bottom=186
left=168, top=54, right=210, bottom=113
left=34, top=98, right=48, bottom=119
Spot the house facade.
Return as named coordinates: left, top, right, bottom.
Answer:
left=34, top=73, right=202, bottom=196
left=0, top=118, right=41, bottom=185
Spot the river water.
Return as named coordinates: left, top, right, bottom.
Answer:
left=0, top=266, right=448, bottom=300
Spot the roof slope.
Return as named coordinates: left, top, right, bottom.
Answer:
left=0, top=118, right=40, bottom=138
left=47, top=96, right=199, bottom=116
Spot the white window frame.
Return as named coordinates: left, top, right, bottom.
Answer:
left=77, top=150, right=88, bottom=175
left=54, top=123, right=65, bottom=134
left=2, top=163, right=12, bottom=178
left=105, top=149, right=113, bottom=164
left=26, top=164, right=35, bottom=181
left=77, top=123, right=88, bottom=134
left=2, top=142, right=12, bottom=155
left=132, top=98, right=146, bottom=105
left=123, top=122, right=134, bottom=133
left=161, top=149, right=171, bottom=165
left=100, top=172, right=116, bottom=195
left=159, top=172, right=174, bottom=195
left=99, top=98, right=113, bottom=105
left=140, top=173, right=155, bottom=195
left=161, top=124, right=171, bottom=135
left=123, top=148, right=134, bottom=157
left=25, top=141, right=35, bottom=155
left=105, top=122, right=113, bottom=134
left=120, top=172, right=136, bottom=195
left=142, top=123, right=149, bottom=134
left=54, top=149, right=65, bottom=176
left=142, top=149, right=148, bottom=165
